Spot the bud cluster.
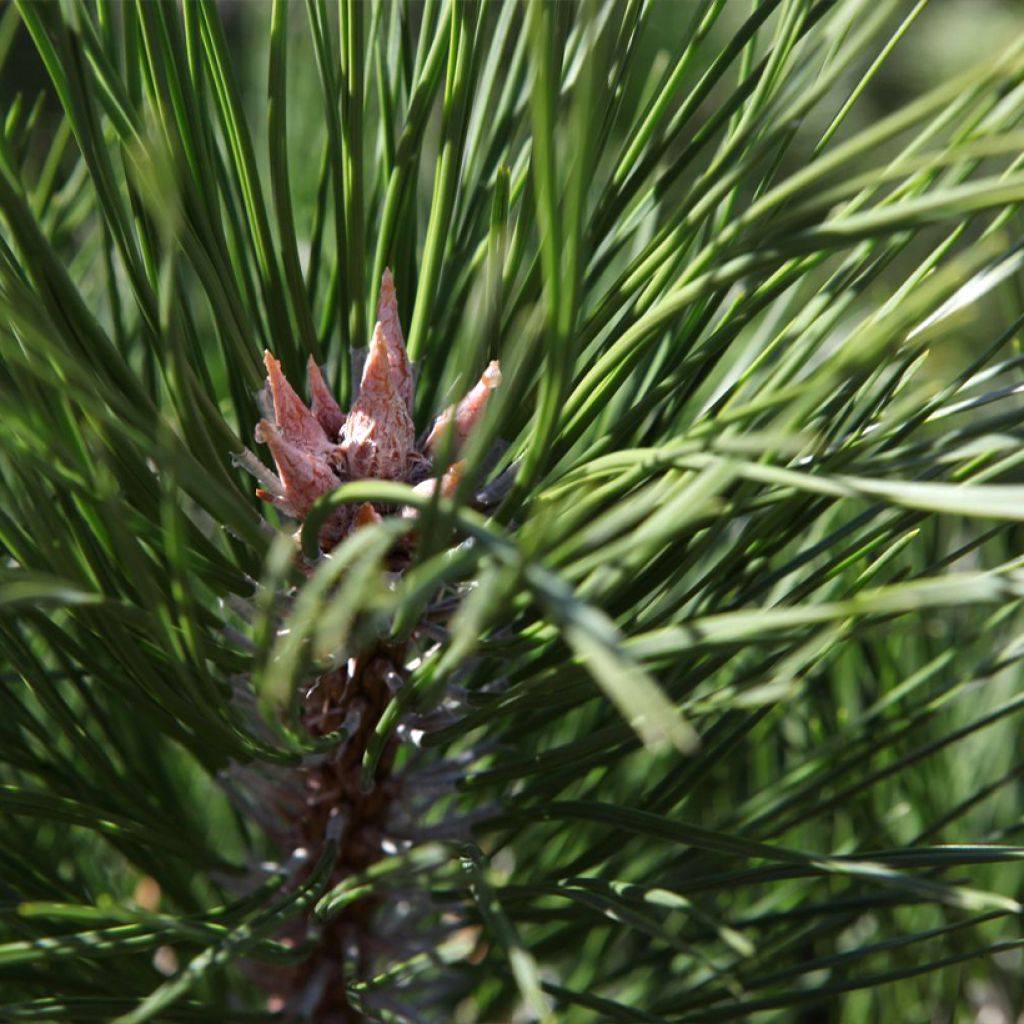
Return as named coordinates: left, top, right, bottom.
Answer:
left=243, top=269, right=500, bottom=550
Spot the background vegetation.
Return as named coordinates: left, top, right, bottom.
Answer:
left=4, top=0, right=1024, bottom=1020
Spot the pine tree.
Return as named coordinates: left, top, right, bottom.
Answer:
left=3, top=1, right=1024, bottom=1021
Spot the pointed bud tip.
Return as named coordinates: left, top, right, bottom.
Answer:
left=254, top=418, right=276, bottom=444
left=365, top=321, right=389, bottom=368
left=306, top=356, right=345, bottom=439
